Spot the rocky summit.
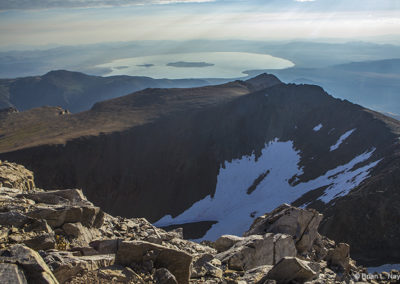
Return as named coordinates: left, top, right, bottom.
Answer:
left=2, top=160, right=397, bottom=284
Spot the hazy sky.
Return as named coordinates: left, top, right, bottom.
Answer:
left=0, top=0, right=399, bottom=49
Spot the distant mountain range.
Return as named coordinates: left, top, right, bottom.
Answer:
left=0, top=70, right=227, bottom=113
left=1, top=74, right=399, bottom=267
left=2, top=40, right=400, bottom=79
left=255, top=58, right=400, bottom=115
left=2, top=57, right=399, bottom=118
left=331, top=58, right=400, bottom=74
left=382, top=112, right=400, bottom=121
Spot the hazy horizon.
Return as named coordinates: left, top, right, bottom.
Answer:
left=1, top=0, right=399, bottom=49
left=1, top=0, right=399, bottom=116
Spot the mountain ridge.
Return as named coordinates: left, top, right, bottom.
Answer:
left=256, top=58, right=400, bottom=115
left=0, top=69, right=229, bottom=113
left=0, top=78, right=261, bottom=153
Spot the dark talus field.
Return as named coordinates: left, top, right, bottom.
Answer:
left=0, top=74, right=399, bottom=266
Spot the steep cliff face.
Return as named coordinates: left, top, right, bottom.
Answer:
left=0, top=74, right=399, bottom=266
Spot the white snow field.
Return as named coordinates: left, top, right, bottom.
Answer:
left=330, top=128, right=356, bottom=151
left=155, top=138, right=380, bottom=241
left=313, top=123, right=323, bottom=131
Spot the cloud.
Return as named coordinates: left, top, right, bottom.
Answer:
left=0, top=0, right=215, bottom=10
left=294, top=0, right=316, bottom=2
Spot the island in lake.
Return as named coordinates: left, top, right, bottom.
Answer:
left=167, top=61, right=215, bottom=68
left=137, top=64, right=154, bottom=68
left=114, top=66, right=129, bottom=70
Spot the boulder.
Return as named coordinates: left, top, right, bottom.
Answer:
left=9, top=233, right=25, bottom=244
left=24, top=234, right=56, bottom=251
left=214, top=235, right=244, bottom=253
left=244, top=204, right=323, bottom=253
left=64, top=207, right=84, bottom=224
left=266, top=257, right=317, bottom=283
left=312, top=233, right=335, bottom=261
left=62, top=223, right=84, bottom=238
left=0, top=212, right=33, bottom=228
left=62, top=222, right=100, bottom=245
left=27, top=208, right=67, bottom=228
left=115, top=240, right=192, bottom=284
left=0, top=162, right=35, bottom=192
left=53, top=189, right=88, bottom=204
left=122, top=266, right=145, bottom=283
left=69, top=246, right=98, bottom=256
left=154, top=268, right=178, bottom=284
left=167, top=237, right=217, bottom=255
left=20, top=193, right=68, bottom=206
left=160, top=228, right=184, bottom=241
left=97, top=265, right=144, bottom=282
left=42, top=250, right=114, bottom=283
left=0, top=227, right=8, bottom=243
left=25, top=219, right=53, bottom=234
left=90, top=239, right=122, bottom=254
left=325, top=243, right=350, bottom=272
left=21, top=189, right=88, bottom=205
left=81, top=206, right=104, bottom=228
left=240, top=265, right=273, bottom=283
left=0, top=244, right=58, bottom=284
left=216, top=233, right=296, bottom=270
left=43, top=251, right=84, bottom=283
left=98, top=266, right=127, bottom=281
left=0, top=263, right=28, bottom=284
left=191, top=254, right=223, bottom=279
left=27, top=205, right=104, bottom=229
left=79, top=254, right=114, bottom=271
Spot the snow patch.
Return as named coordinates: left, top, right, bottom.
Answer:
left=155, top=139, right=379, bottom=241
left=313, top=123, right=323, bottom=131
left=316, top=152, right=380, bottom=203
left=330, top=129, right=356, bottom=151
left=368, top=264, right=400, bottom=273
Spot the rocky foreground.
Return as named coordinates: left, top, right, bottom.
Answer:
left=0, top=161, right=396, bottom=284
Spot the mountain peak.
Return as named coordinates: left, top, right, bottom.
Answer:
left=43, top=69, right=91, bottom=79
left=245, top=73, right=282, bottom=91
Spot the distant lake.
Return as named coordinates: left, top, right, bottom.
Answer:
left=98, top=52, right=294, bottom=79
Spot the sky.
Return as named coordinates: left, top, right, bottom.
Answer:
left=0, top=0, right=399, bottom=49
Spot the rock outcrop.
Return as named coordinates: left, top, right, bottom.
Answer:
left=265, top=257, right=317, bottom=283
left=0, top=244, right=58, bottom=283
left=116, top=241, right=192, bottom=284
left=0, top=161, right=34, bottom=191
left=216, top=234, right=296, bottom=270
left=244, top=204, right=324, bottom=254
left=0, top=161, right=390, bottom=283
